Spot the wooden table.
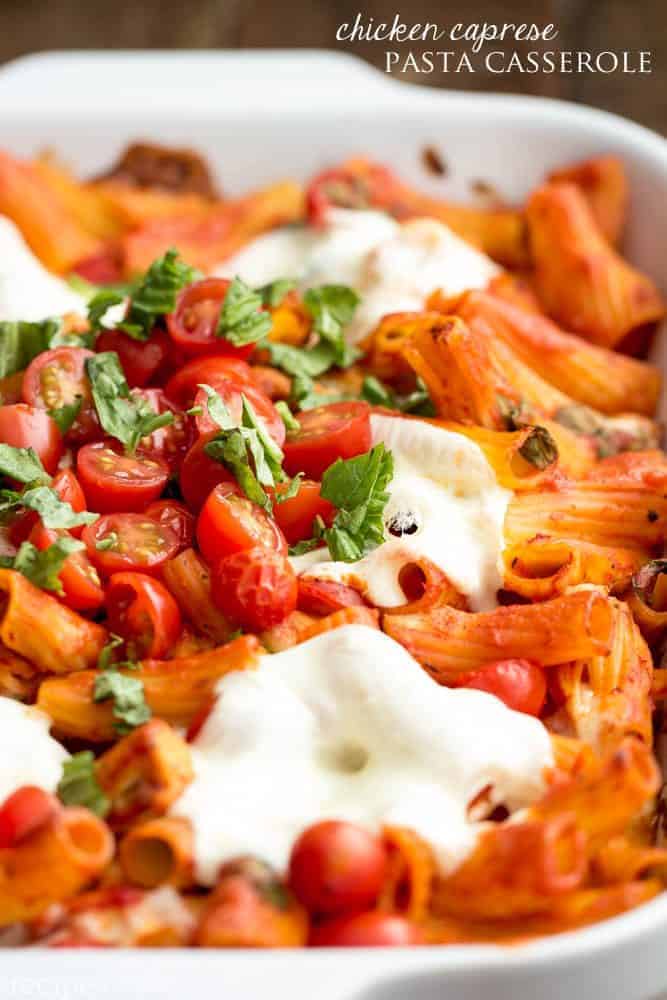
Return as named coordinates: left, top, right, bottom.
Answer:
left=0, top=0, right=664, bottom=135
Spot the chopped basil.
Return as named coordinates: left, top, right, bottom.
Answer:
left=86, top=352, right=173, bottom=453
left=320, top=444, right=394, bottom=562
left=217, top=277, right=272, bottom=347
left=0, top=537, right=84, bottom=595
left=57, top=751, right=110, bottom=818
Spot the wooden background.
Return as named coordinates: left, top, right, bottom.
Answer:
left=0, top=0, right=664, bottom=135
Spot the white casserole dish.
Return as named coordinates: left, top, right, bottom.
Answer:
left=0, top=48, right=666, bottom=1000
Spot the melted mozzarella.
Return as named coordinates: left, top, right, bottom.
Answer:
left=217, top=209, right=499, bottom=342
left=0, top=697, right=68, bottom=803
left=0, top=216, right=85, bottom=322
left=171, top=626, right=552, bottom=883
left=299, top=415, right=511, bottom=611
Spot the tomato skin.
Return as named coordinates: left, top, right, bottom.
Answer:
left=0, top=786, right=59, bottom=848
left=186, top=695, right=216, bottom=743
left=22, top=347, right=98, bottom=444
left=0, top=403, right=63, bottom=476
left=193, top=379, right=285, bottom=447
left=96, top=329, right=171, bottom=388
left=179, top=434, right=236, bottom=513
left=283, top=402, right=372, bottom=480
left=9, top=468, right=87, bottom=546
left=271, top=479, right=335, bottom=545
left=167, top=278, right=255, bottom=359
left=288, top=821, right=388, bottom=917
left=211, top=547, right=297, bottom=631
left=106, top=572, right=182, bottom=659
left=132, top=389, right=194, bottom=474
left=71, top=249, right=122, bottom=285
left=77, top=440, right=169, bottom=513
left=197, top=483, right=287, bottom=566
left=29, top=522, right=105, bottom=612
left=310, top=912, right=423, bottom=948
left=456, top=658, right=547, bottom=716
left=306, top=163, right=400, bottom=227
left=145, top=500, right=194, bottom=552
left=83, top=513, right=180, bottom=577
left=297, top=578, right=367, bottom=617
left=164, top=356, right=254, bottom=410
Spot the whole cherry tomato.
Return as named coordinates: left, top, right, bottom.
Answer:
left=271, top=479, right=335, bottom=545
left=283, top=402, right=371, bottom=480
left=0, top=403, right=63, bottom=476
left=106, top=572, right=182, bottom=659
left=211, top=546, right=297, bottom=631
left=288, top=821, right=388, bottom=916
left=455, top=658, right=547, bottom=716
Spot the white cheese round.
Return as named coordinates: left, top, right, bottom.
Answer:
left=299, top=414, right=511, bottom=612
left=0, top=696, right=68, bottom=803
left=171, top=625, right=552, bottom=884
left=0, top=216, right=85, bottom=322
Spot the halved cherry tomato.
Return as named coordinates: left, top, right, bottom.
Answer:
left=288, top=821, right=388, bottom=916
left=83, top=513, right=180, bottom=576
left=193, top=379, right=285, bottom=446
left=455, top=658, right=547, bottom=716
left=96, top=329, right=172, bottom=388
left=71, top=249, right=122, bottom=285
left=106, top=572, right=182, bottom=659
left=310, top=912, right=423, bottom=948
left=132, top=389, right=194, bottom=473
left=77, top=440, right=169, bottom=513
left=197, top=482, right=287, bottom=565
left=0, top=786, right=58, bottom=848
left=164, top=356, right=254, bottom=410
left=9, top=468, right=88, bottom=546
left=0, top=403, right=63, bottom=476
left=211, top=546, right=297, bottom=631
left=145, top=500, right=194, bottom=552
left=22, top=347, right=98, bottom=443
left=306, top=162, right=401, bottom=227
left=271, top=479, right=335, bottom=545
left=283, top=402, right=372, bottom=479
left=179, top=434, right=236, bottom=512
left=297, top=578, right=367, bottom=617
left=30, top=522, right=104, bottom=612
left=167, top=278, right=255, bottom=359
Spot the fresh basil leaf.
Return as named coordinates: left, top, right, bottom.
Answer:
left=57, top=751, right=109, bottom=818
left=362, top=376, right=435, bottom=417
left=320, top=444, right=394, bottom=562
left=0, top=445, right=50, bottom=485
left=275, top=400, right=299, bottom=433
left=198, top=383, right=235, bottom=431
left=9, top=537, right=84, bottom=594
left=266, top=340, right=338, bottom=380
left=288, top=514, right=326, bottom=555
left=361, top=375, right=394, bottom=407
left=274, top=473, right=303, bottom=504
left=93, top=670, right=151, bottom=735
left=86, top=352, right=173, bottom=453
left=97, top=633, right=124, bottom=671
left=204, top=431, right=271, bottom=511
left=303, top=285, right=361, bottom=368
left=119, top=249, right=199, bottom=341
left=241, top=395, right=286, bottom=484
left=257, top=278, right=296, bottom=309
left=217, top=277, right=272, bottom=347
left=87, top=290, right=126, bottom=334
left=17, top=486, right=98, bottom=529
left=49, top=397, right=82, bottom=435
left=96, top=532, right=118, bottom=552
left=0, top=318, right=62, bottom=378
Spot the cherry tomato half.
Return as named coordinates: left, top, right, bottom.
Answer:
left=306, top=162, right=401, bottom=227
left=0, top=404, right=63, bottom=476
left=106, top=572, right=182, bottom=659
left=179, top=434, right=236, bottom=513
left=96, top=329, right=172, bottom=389
left=211, top=546, right=297, bottom=632
left=83, top=513, right=180, bottom=576
left=455, top=658, right=547, bottom=716
left=167, top=278, right=255, bottom=359
left=165, top=356, right=255, bottom=410
left=0, top=786, right=58, bottom=848
left=133, top=389, right=194, bottom=474
left=288, top=821, right=388, bottom=917
left=145, top=500, right=195, bottom=552
left=271, top=479, right=335, bottom=545
left=77, top=440, right=169, bottom=513
left=310, top=912, right=423, bottom=948
left=283, top=402, right=372, bottom=480
left=30, top=522, right=104, bottom=613
left=22, top=347, right=98, bottom=443
left=297, top=578, right=367, bottom=617
left=193, top=379, right=285, bottom=447
left=197, top=482, right=287, bottom=566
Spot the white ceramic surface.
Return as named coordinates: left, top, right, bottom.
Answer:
left=0, top=48, right=666, bottom=1000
